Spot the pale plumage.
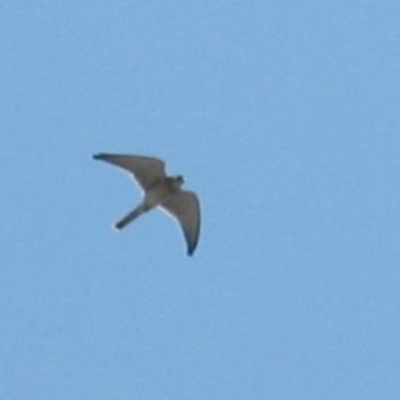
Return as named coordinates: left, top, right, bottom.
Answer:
left=93, top=153, right=201, bottom=256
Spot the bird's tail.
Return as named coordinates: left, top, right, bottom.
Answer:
left=114, top=203, right=147, bottom=230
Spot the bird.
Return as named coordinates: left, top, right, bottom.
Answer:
left=93, top=153, right=201, bottom=256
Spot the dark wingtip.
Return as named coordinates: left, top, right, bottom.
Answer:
left=187, top=246, right=196, bottom=257
left=185, top=233, right=199, bottom=257
left=92, top=153, right=103, bottom=160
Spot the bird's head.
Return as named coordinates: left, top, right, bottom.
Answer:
left=172, top=175, right=184, bottom=187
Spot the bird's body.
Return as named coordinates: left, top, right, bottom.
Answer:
left=93, top=153, right=200, bottom=256
left=145, top=176, right=183, bottom=207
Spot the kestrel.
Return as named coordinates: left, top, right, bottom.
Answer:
left=93, top=153, right=201, bottom=256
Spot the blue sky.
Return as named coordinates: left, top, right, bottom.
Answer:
left=2, top=1, right=400, bottom=399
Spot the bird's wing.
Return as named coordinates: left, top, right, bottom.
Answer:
left=162, top=190, right=201, bottom=256
left=93, top=153, right=166, bottom=191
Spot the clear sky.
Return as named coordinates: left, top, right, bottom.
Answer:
left=2, top=1, right=400, bottom=399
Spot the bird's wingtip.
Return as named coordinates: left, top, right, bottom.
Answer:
left=92, top=153, right=102, bottom=160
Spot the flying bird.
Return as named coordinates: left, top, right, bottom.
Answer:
left=93, top=153, right=201, bottom=256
